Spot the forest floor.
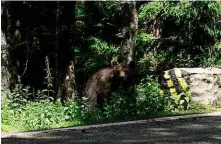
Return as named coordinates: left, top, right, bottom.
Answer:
left=2, top=111, right=221, bottom=144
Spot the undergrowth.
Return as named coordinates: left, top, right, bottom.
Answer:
left=2, top=75, right=219, bottom=133
left=1, top=100, right=83, bottom=132
left=2, top=57, right=220, bottom=133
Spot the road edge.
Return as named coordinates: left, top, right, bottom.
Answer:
left=1, top=111, right=221, bottom=138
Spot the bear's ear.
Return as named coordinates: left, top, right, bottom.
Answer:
left=129, top=60, right=136, bottom=70
left=111, top=59, right=119, bottom=68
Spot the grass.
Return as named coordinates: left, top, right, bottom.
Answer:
left=1, top=100, right=83, bottom=133
left=2, top=75, right=221, bottom=133
left=2, top=99, right=220, bottom=133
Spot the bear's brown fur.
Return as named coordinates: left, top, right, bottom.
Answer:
left=85, top=60, right=136, bottom=109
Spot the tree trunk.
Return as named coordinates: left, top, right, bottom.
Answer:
left=57, top=2, right=77, bottom=103
left=1, top=1, right=15, bottom=90
left=119, top=1, right=138, bottom=65
left=54, top=1, right=62, bottom=101
left=1, top=30, right=10, bottom=91
left=1, top=2, right=9, bottom=90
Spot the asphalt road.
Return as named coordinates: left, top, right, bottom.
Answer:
left=2, top=112, right=221, bottom=144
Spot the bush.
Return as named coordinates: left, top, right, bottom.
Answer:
left=100, top=76, right=173, bottom=120
left=2, top=75, right=220, bottom=133
left=1, top=97, right=83, bottom=132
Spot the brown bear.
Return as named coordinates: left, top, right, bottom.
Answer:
left=85, top=60, right=137, bottom=110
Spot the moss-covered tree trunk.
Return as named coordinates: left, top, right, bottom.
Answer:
left=1, top=2, right=9, bottom=90
left=119, top=1, right=138, bottom=65
left=1, top=1, right=20, bottom=90
left=56, top=2, right=77, bottom=103
left=1, top=17, right=11, bottom=91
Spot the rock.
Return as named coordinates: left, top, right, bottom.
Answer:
left=158, top=68, right=221, bottom=108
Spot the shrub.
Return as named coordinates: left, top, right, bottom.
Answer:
left=102, top=76, right=173, bottom=119
left=1, top=98, right=83, bottom=132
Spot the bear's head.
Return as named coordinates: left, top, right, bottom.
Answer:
left=110, top=60, right=137, bottom=91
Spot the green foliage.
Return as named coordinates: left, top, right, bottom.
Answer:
left=76, top=1, right=86, bottom=19
left=1, top=100, right=82, bottom=132
left=138, top=1, right=221, bottom=68
left=136, top=32, right=156, bottom=73
left=85, top=76, right=173, bottom=122
left=6, top=76, right=30, bottom=109
left=175, top=54, right=196, bottom=68
left=200, top=57, right=221, bottom=67
left=88, top=37, right=119, bottom=58
left=34, top=56, right=54, bottom=102
left=139, top=2, right=165, bottom=22
left=134, top=76, right=165, bottom=115
left=103, top=1, right=122, bottom=19
left=44, top=56, right=53, bottom=90
left=76, top=37, right=120, bottom=76
left=1, top=56, right=65, bottom=132
left=2, top=74, right=220, bottom=132
left=0, top=75, right=171, bottom=132
left=163, top=1, right=197, bottom=23
left=2, top=63, right=84, bottom=132
left=137, top=32, right=155, bottom=44
left=200, top=42, right=221, bottom=67
left=187, top=102, right=211, bottom=113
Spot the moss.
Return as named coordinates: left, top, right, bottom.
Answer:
left=215, top=75, right=221, bottom=86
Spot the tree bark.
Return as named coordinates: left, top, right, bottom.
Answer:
left=57, top=2, right=77, bottom=102
left=1, top=2, right=9, bottom=90
left=1, top=30, right=10, bottom=91
left=1, top=1, right=16, bottom=90
left=118, top=1, right=138, bottom=65
left=54, top=1, right=62, bottom=101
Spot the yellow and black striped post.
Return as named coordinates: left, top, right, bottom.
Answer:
left=158, top=68, right=191, bottom=110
